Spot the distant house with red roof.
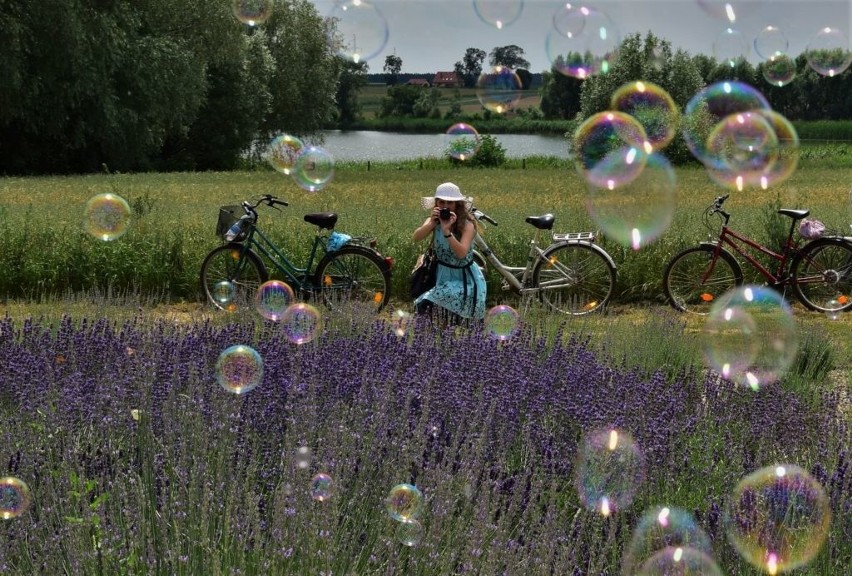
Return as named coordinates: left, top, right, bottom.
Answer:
left=406, top=78, right=430, bottom=87
left=433, top=71, right=462, bottom=88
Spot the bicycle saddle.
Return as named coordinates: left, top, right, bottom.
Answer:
left=778, top=209, right=809, bottom=220
left=525, top=214, right=555, bottom=230
left=304, top=213, right=338, bottom=229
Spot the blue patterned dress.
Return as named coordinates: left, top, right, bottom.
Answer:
left=414, top=231, right=486, bottom=319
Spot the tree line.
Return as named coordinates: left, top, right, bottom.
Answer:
left=1, top=0, right=849, bottom=176
left=0, top=0, right=341, bottom=175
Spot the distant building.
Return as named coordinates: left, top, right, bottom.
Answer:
left=406, top=78, right=431, bottom=87
left=432, top=71, right=462, bottom=88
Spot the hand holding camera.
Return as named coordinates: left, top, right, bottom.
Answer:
left=439, top=207, right=453, bottom=221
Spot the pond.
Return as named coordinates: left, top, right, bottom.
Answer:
left=318, top=130, right=569, bottom=162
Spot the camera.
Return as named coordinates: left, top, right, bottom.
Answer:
left=439, top=207, right=452, bottom=221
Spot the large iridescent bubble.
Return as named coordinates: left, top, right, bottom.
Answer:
left=702, top=285, right=798, bottom=390
left=725, top=464, right=831, bottom=574
left=623, top=506, right=714, bottom=576
left=805, top=27, right=852, bottom=77
left=682, top=81, right=771, bottom=167
left=572, top=111, right=648, bottom=182
left=473, top=0, right=524, bottom=30
left=476, top=66, right=523, bottom=114
left=610, top=81, right=680, bottom=151
left=762, top=53, right=797, bottom=88
left=328, top=0, right=389, bottom=64
left=574, top=428, right=646, bottom=516
left=544, top=6, right=619, bottom=79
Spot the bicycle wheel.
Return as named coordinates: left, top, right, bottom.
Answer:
left=791, top=238, right=852, bottom=313
left=532, top=243, right=615, bottom=315
left=663, top=245, right=742, bottom=314
left=200, top=244, right=268, bottom=311
left=314, top=245, right=391, bottom=313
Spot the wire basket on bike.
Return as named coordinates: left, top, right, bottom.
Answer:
left=216, top=205, right=243, bottom=239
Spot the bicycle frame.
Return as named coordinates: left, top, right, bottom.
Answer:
left=473, top=228, right=599, bottom=295
left=711, top=220, right=799, bottom=285
left=236, top=223, right=327, bottom=291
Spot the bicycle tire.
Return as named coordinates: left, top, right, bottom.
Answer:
left=791, top=238, right=852, bottom=313
left=532, top=242, right=615, bottom=315
left=314, top=245, right=391, bottom=313
left=663, top=245, right=742, bottom=314
left=200, top=244, right=268, bottom=311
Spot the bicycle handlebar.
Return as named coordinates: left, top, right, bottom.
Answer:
left=472, top=207, right=498, bottom=226
left=241, top=194, right=289, bottom=214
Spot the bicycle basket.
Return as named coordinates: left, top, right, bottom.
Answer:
left=799, top=218, right=825, bottom=240
left=216, top=205, right=242, bottom=238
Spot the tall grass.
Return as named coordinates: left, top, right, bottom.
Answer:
left=1, top=163, right=850, bottom=307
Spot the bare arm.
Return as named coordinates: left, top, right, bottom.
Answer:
left=412, top=209, right=440, bottom=242
left=445, top=219, right=475, bottom=259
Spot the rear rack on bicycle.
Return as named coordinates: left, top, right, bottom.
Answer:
left=552, top=231, right=596, bottom=242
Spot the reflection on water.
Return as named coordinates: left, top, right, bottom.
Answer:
left=319, top=130, right=569, bottom=161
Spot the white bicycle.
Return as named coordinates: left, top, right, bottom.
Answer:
left=469, top=207, right=616, bottom=315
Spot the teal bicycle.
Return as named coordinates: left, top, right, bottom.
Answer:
left=200, top=194, right=392, bottom=312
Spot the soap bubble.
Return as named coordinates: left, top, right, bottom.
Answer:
left=484, top=305, right=520, bottom=340
left=725, top=464, right=831, bottom=574
left=573, top=111, right=648, bottom=183
left=574, top=428, right=646, bottom=516
left=445, top=123, right=481, bottom=160
left=476, top=66, right=523, bottom=114
left=292, top=146, right=334, bottom=192
left=84, top=193, right=132, bottom=241
left=328, top=0, right=389, bottom=63
left=385, top=483, right=423, bottom=522
left=754, top=25, right=789, bottom=60
left=637, top=546, right=723, bottom=575
left=805, top=27, right=852, bottom=77
left=396, top=519, right=423, bottom=546
left=309, top=473, right=333, bottom=501
left=232, top=0, right=272, bottom=26
left=281, top=303, right=323, bottom=345
left=586, top=149, right=676, bottom=250
left=762, top=53, right=797, bottom=88
left=545, top=6, right=619, bottom=79
left=215, top=345, right=263, bottom=394
left=255, top=280, right=296, bottom=321
left=0, top=477, right=32, bottom=519
left=702, top=285, right=798, bottom=390
left=473, top=0, right=524, bottom=30
left=713, top=27, right=750, bottom=68
left=267, top=134, right=304, bottom=175
left=610, top=80, right=680, bottom=151
left=623, top=506, right=714, bottom=575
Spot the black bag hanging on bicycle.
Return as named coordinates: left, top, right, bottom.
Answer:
left=410, top=247, right=437, bottom=299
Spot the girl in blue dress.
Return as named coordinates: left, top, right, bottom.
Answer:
left=412, top=182, right=486, bottom=322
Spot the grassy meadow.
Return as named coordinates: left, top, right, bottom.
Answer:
left=0, top=157, right=851, bottom=574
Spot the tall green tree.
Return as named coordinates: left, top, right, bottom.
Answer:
left=383, top=54, right=403, bottom=85
left=489, top=45, right=530, bottom=69
left=334, top=59, right=369, bottom=127
left=539, top=63, right=583, bottom=120
left=454, top=48, right=486, bottom=88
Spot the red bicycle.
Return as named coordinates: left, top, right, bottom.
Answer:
left=663, top=194, right=852, bottom=314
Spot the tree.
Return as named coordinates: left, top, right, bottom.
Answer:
left=383, top=54, right=402, bottom=85
left=454, top=48, right=486, bottom=88
left=539, top=63, right=583, bottom=119
left=334, top=58, right=369, bottom=126
left=489, top=45, right=530, bottom=69
left=515, top=68, right=532, bottom=90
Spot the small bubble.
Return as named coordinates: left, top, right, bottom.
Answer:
left=0, top=477, right=32, bottom=519
left=255, top=280, right=296, bottom=321
left=213, top=280, right=236, bottom=306
left=232, top=0, right=272, bottom=26
left=444, top=123, right=481, bottom=161
left=328, top=0, right=389, bottom=63
left=575, top=428, right=646, bottom=516
left=215, top=345, right=263, bottom=394
left=310, top=473, right=333, bottom=502
left=390, top=309, right=413, bottom=337
left=84, top=193, right=131, bottom=241
left=267, top=134, right=304, bottom=175
left=396, top=519, right=423, bottom=547
left=484, top=305, right=520, bottom=340
left=476, top=66, right=523, bottom=114
left=281, top=303, right=323, bottom=345
left=473, top=0, right=524, bottom=30
left=295, top=446, right=312, bottom=470
left=292, top=146, right=334, bottom=192
left=385, top=483, right=423, bottom=522
left=623, top=506, right=713, bottom=575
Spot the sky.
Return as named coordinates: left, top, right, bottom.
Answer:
left=308, top=0, right=852, bottom=74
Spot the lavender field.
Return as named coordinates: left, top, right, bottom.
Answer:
left=0, top=306, right=849, bottom=574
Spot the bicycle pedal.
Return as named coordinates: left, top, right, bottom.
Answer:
left=501, top=280, right=511, bottom=291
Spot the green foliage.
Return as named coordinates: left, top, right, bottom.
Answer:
left=383, top=54, right=403, bottom=85
left=539, top=68, right=583, bottom=120
left=454, top=48, right=486, bottom=88
left=333, top=59, right=369, bottom=127
left=447, top=134, right=506, bottom=167
left=489, top=45, right=530, bottom=69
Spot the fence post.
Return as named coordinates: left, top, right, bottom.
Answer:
left=367, top=160, right=371, bottom=171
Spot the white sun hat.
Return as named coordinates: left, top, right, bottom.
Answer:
left=420, top=182, right=473, bottom=211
